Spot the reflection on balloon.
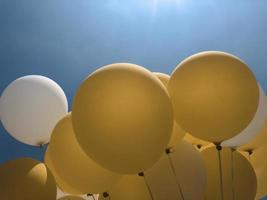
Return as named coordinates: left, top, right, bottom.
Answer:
left=0, top=75, right=68, bottom=146
left=0, top=158, right=57, bottom=200
left=72, top=63, right=173, bottom=174
left=168, top=51, right=259, bottom=143
left=46, top=113, right=121, bottom=194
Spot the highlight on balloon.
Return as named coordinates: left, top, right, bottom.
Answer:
left=0, top=51, right=267, bottom=200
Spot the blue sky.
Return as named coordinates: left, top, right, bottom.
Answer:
left=0, top=0, right=267, bottom=198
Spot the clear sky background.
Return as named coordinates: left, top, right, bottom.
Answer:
left=0, top=0, right=267, bottom=198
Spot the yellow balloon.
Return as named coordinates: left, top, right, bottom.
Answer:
left=153, top=72, right=170, bottom=87
left=72, top=63, right=173, bottom=174
left=153, top=72, right=186, bottom=148
left=145, top=140, right=206, bottom=200
left=201, top=147, right=257, bottom=200
left=58, top=196, right=85, bottom=200
left=46, top=113, right=121, bottom=194
left=239, top=143, right=267, bottom=199
left=99, top=175, right=152, bottom=200
left=45, top=148, right=82, bottom=195
left=168, top=51, right=259, bottom=143
left=183, top=133, right=211, bottom=150
left=238, top=119, right=267, bottom=151
left=0, top=158, right=57, bottom=200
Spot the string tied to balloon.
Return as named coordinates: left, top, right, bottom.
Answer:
left=165, top=148, right=185, bottom=200
left=214, top=143, right=224, bottom=200
left=138, top=172, right=155, bottom=200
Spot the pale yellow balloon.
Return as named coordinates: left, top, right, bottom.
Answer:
left=154, top=72, right=170, bottom=87
left=168, top=122, right=186, bottom=148
left=58, top=196, right=85, bottom=200
left=183, top=134, right=211, bottom=150
left=238, top=119, right=267, bottom=151
left=99, top=175, right=152, bottom=200
left=45, top=148, right=82, bottom=195
left=72, top=63, right=173, bottom=174
left=146, top=140, right=206, bottom=200
left=201, top=147, right=257, bottom=200
left=168, top=51, right=259, bottom=142
left=153, top=72, right=186, bottom=148
left=46, top=113, right=121, bottom=194
left=239, top=144, right=267, bottom=199
left=0, top=158, right=57, bottom=200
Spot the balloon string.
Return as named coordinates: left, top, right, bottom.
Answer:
left=231, top=149, right=235, bottom=200
left=144, top=175, right=155, bottom=200
left=139, top=172, right=155, bottom=200
left=217, top=146, right=224, bottom=200
left=166, top=152, right=185, bottom=200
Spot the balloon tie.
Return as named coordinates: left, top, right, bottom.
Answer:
left=216, top=144, right=224, bottom=200
left=166, top=149, right=185, bottom=200
left=138, top=172, right=155, bottom=200
left=102, top=192, right=111, bottom=200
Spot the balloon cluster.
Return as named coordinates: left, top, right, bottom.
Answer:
left=0, top=51, right=266, bottom=200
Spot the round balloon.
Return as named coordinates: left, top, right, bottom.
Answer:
left=183, top=134, right=211, bottom=150
left=0, top=158, right=57, bottom=200
left=99, top=175, right=152, bottom=200
left=72, top=63, right=173, bottom=174
left=46, top=113, right=121, bottom=194
left=46, top=148, right=82, bottom=195
left=153, top=72, right=186, bottom=148
left=222, top=84, right=267, bottom=148
left=58, top=196, right=85, bottom=200
left=0, top=75, right=68, bottom=146
left=201, top=147, right=257, bottom=200
left=239, top=143, right=267, bottom=199
left=168, top=51, right=259, bottom=143
left=153, top=72, right=170, bottom=87
left=146, top=140, right=206, bottom=200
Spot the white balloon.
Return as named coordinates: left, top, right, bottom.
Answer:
left=0, top=75, right=68, bottom=146
left=222, top=84, right=267, bottom=148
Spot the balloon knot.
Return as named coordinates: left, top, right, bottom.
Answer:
left=103, top=192, right=109, bottom=198
left=138, top=172, right=145, bottom=177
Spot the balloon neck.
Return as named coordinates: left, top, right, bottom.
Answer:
left=165, top=147, right=174, bottom=154
left=247, top=150, right=253, bottom=155
left=196, top=144, right=202, bottom=149
left=214, top=143, right=222, bottom=151
left=138, top=172, right=145, bottom=177
left=103, top=192, right=110, bottom=198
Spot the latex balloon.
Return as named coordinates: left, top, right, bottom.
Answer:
left=183, top=134, right=211, bottom=150
left=0, top=157, right=57, bottom=200
left=167, top=122, right=186, bottom=148
left=46, top=149, right=82, bottom=195
left=0, top=75, right=68, bottom=146
left=201, top=147, right=257, bottom=200
left=222, top=85, right=267, bottom=148
left=153, top=72, right=186, bottom=148
left=46, top=113, right=121, bottom=194
left=56, top=188, right=91, bottom=200
left=239, top=143, right=267, bottom=199
left=58, top=196, right=85, bottom=200
left=99, top=175, right=152, bottom=200
left=168, top=51, right=259, bottom=143
left=72, top=63, right=173, bottom=174
left=153, top=72, right=170, bottom=87
left=146, top=140, right=206, bottom=200
left=238, top=118, right=267, bottom=151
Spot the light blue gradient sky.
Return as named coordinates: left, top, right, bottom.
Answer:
left=0, top=0, right=267, bottom=197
